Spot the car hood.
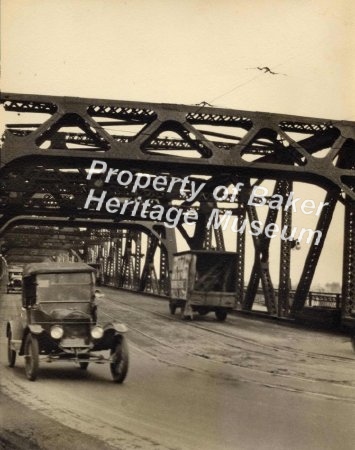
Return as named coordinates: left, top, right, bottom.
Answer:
left=48, top=308, right=92, bottom=322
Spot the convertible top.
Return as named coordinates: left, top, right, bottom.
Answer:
left=23, top=262, right=95, bottom=277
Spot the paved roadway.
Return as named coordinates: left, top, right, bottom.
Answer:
left=1, top=285, right=355, bottom=450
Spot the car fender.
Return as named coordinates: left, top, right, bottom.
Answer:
left=18, top=325, right=45, bottom=355
left=6, top=320, right=24, bottom=341
left=28, top=324, right=45, bottom=335
left=91, top=322, right=128, bottom=351
left=104, top=322, right=128, bottom=334
left=110, top=322, right=128, bottom=334
left=6, top=321, right=24, bottom=354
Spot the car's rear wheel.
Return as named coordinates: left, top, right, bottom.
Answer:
left=24, top=334, right=39, bottom=381
left=7, top=331, right=16, bottom=367
left=110, top=337, right=129, bottom=383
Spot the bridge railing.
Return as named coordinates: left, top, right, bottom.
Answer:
left=254, top=289, right=341, bottom=309
left=297, top=291, right=341, bottom=309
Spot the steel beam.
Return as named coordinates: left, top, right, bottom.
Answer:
left=291, top=190, right=340, bottom=314
left=1, top=93, right=355, bottom=199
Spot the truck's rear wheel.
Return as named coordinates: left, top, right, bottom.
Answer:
left=169, top=302, right=177, bottom=315
left=198, top=307, right=209, bottom=316
left=79, top=362, right=89, bottom=370
left=215, top=310, right=228, bottom=322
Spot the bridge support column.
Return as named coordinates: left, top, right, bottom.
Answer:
left=291, top=190, right=339, bottom=315
left=342, top=201, right=355, bottom=324
left=243, top=181, right=286, bottom=315
left=278, top=180, right=293, bottom=317
left=235, top=206, right=246, bottom=308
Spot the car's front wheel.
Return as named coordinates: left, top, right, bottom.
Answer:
left=110, top=337, right=129, bottom=383
left=24, top=334, right=39, bottom=381
left=7, top=330, right=16, bottom=367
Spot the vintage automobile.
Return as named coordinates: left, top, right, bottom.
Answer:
left=6, top=262, right=129, bottom=382
left=170, top=250, right=238, bottom=321
left=7, top=265, right=23, bottom=294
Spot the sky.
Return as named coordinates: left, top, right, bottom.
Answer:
left=1, top=0, right=354, bottom=287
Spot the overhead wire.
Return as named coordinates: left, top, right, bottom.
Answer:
left=3, top=31, right=353, bottom=154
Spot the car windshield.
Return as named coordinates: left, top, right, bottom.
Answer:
left=36, top=272, right=93, bottom=303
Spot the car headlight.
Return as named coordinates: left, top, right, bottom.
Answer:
left=91, top=325, right=104, bottom=339
left=50, top=325, right=64, bottom=339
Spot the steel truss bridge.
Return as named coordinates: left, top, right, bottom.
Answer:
left=0, top=93, right=354, bottom=326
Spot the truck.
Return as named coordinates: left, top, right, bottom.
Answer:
left=169, top=250, right=238, bottom=321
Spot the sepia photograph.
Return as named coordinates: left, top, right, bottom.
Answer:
left=0, top=1, right=355, bottom=449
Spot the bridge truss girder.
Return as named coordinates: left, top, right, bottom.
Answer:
left=1, top=93, right=354, bottom=324
left=0, top=219, right=176, bottom=296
